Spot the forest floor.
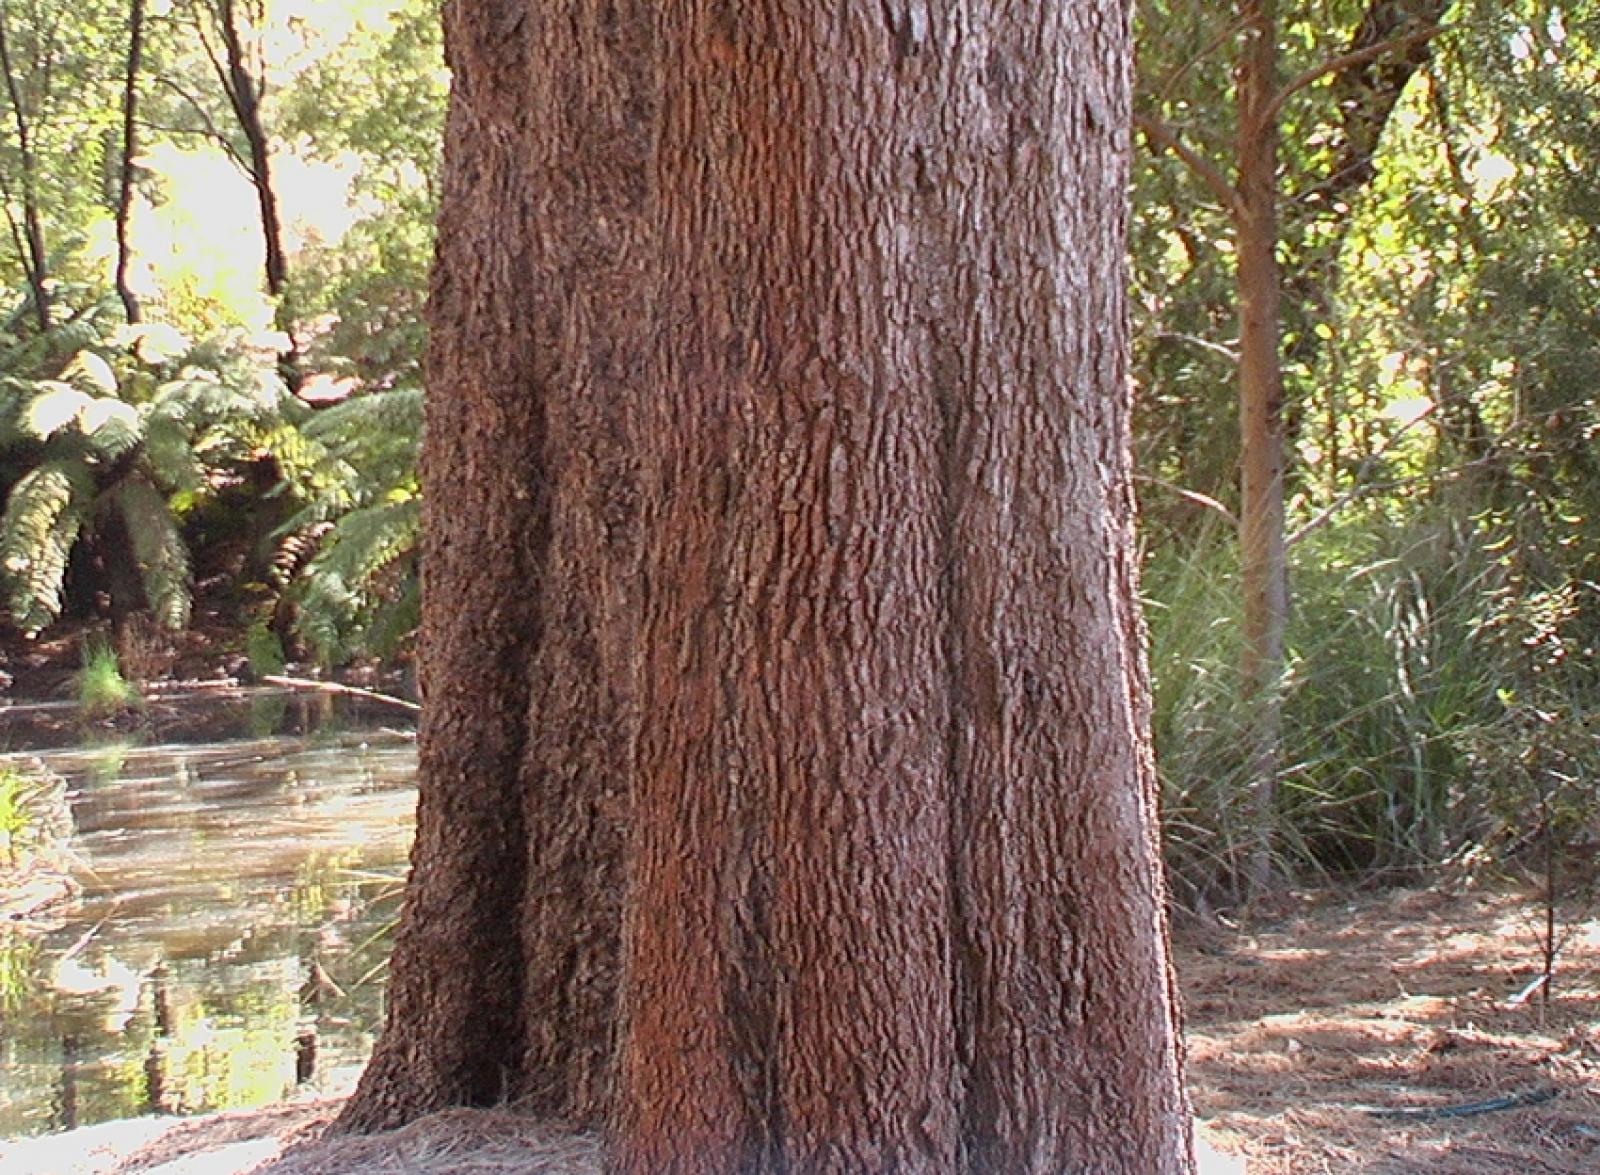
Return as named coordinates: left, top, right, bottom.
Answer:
left=1180, top=884, right=1600, bottom=1173
left=4, top=886, right=1598, bottom=1173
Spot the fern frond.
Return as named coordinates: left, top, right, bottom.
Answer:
left=114, top=478, right=192, bottom=631
left=237, top=421, right=324, bottom=489
left=111, top=323, right=192, bottom=365
left=362, top=572, right=421, bottom=658
left=294, top=572, right=359, bottom=663
left=0, top=377, right=31, bottom=448
left=81, top=398, right=143, bottom=460
left=293, top=498, right=420, bottom=663
left=296, top=386, right=422, bottom=513
left=303, top=384, right=423, bottom=447
left=22, top=383, right=94, bottom=440
left=33, top=312, right=108, bottom=370
left=141, top=413, right=206, bottom=496
left=0, top=460, right=91, bottom=633
left=60, top=351, right=119, bottom=396
left=148, top=370, right=235, bottom=429
left=306, top=497, right=420, bottom=588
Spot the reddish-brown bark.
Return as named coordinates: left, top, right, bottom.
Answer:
left=342, top=2, right=1192, bottom=1170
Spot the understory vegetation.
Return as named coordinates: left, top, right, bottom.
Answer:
left=1139, top=0, right=1600, bottom=899
left=0, top=0, right=1596, bottom=902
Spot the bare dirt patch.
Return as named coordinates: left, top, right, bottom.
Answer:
left=4, top=887, right=1597, bottom=1173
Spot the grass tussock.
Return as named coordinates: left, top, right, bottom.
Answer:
left=75, top=635, right=141, bottom=719
left=1146, top=505, right=1600, bottom=903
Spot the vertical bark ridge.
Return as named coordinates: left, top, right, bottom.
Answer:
left=940, top=2, right=1194, bottom=1169
left=506, top=0, right=657, bottom=1125
left=760, top=12, right=955, bottom=1173
left=613, top=6, right=958, bottom=1171
left=610, top=5, right=779, bottom=1164
left=336, top=5, right=554, bottom=1132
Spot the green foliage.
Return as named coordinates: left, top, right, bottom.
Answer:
left=1144, top=524, right=1252, bottom=887
left=0, top=761, right=69, bottom=871
left=1151, top=494, right=1600, bottom=898
left=0, top=930, right=41, bottom=1015
left=0, top=1, right=439, bottom=662
left=1132, top=0, right=1454, bottom=527
left=1132, top=1, right=1600, bottom=898
left=279, top=0, right=443, bottom=390
left=1278, top=517, right=1494, bottom=870
left=118, top=477, right=192, bottom=630
left=0, top=0, right=129, bottom=295
left=283, top=386, right=422, bottom=665
left=0, top=767, right=32, bottom=843
left=0, top=458, right=91, bottom=633
left=0, top=290, right=310, bottom=635
left=77, top=634, right=139, bottom=715
left=245, top=615, right=285, bottom=678
left=1151, top=510, right=1497, bottom=892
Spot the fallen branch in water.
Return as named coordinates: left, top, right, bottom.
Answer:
left=260, top=675, right=421, bottom=714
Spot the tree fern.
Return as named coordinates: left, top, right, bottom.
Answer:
left=79, top=398, right=143, bottom=461
left=239, top=420, right=322, bottom=489
left=0, top=285, right=316, bottom=638
left=275, top=384, right=423, bottom=664
left=20, top=383, right=96, bottom=442
left=141, top=411, right=207, bottom=499
left=0, top=460, right=91, bottom=633
left=293, top=494, right=420, bottom=664
left=59, top=350, right=118, bottom=395
left=294, top=385, right=422, bottom=522
left=0, top=377, right=34, bottom=447
left=307, top=497, right=419, bottom=586
left=114, top=478, right=192, bottom=631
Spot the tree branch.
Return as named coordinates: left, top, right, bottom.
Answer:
left=1135, top=475, right=1239, bottom=527
left=1265, top=23, right=1445, bottom=126
left=150, top=75, right=252, bottom=174
left=1154, top=13, right=1250, bottom=101
left=1287, top=400, right=1441, bottom=547
left=1134, top=111, right=1244, bottom=217
left=1149, top=330, right=1240, bottom=364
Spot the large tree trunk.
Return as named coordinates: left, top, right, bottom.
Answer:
left=342, top=2, right=1192, bottom=1170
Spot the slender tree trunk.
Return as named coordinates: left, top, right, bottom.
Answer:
left=215, top=0, right=299, bottom=382
left=115, top=0, right=146, bottom=324
left=343, top=3, right=1192, bottom=1170
left=0, top=6, right=50, bottom=333
left=1234, top=0, right=1289, bottom=897
left=1137, top=2, right=1453, bottom=898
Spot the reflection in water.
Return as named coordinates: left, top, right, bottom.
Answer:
left=0, top=716, right=416, bottom=1138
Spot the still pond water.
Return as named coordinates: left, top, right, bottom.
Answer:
left=0, top=691, right=417, bottom=1139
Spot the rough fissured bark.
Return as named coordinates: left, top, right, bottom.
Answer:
left=342, top=2, right=1192, bottom=1170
